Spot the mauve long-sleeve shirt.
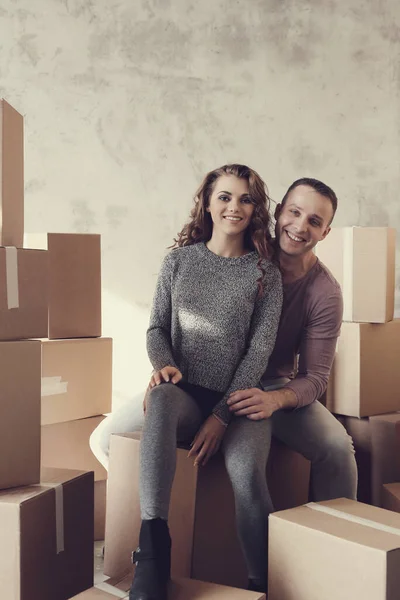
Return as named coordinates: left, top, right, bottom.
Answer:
left=261, top=259, right=343, bottom=408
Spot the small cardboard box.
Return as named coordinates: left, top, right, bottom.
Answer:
left=382, top=483, right=400, bottom=513
left=48, top=233, right=101, bottom=339
left=0, top=468, right=93, bottom=600
left=104, top=433, right=310, bottom=588
left=268, top=498, right=400, bottom=600
left=326, top=320, right=400, bottom=417
left=315, top=227, right=396, bottom=323
left=41, top=337, right=112, bottom=425
left=0, top=248, right=48, bottom=340
left=0, top=99, right=24, bottom=247
left=339, top=413, right=400, bottom=506
left=41, top=416, right=107, bottom=481
left=0, top=340, right=40, bottom=489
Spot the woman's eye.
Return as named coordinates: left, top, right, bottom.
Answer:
left=219, top=195, right=230, bottom=202
left=241, top=197, right=253, bottom=204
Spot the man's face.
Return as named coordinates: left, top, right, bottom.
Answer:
left=275, top=184, right=334, bottom=257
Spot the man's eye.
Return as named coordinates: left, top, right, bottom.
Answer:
left=290, top=210, right=300, bottom=216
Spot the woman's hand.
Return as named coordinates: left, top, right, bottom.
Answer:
left=148, top=366, right=183, bottom=389
left=188, top=415, right=226, bottom=467
left=144, top=366, right=183, bottom=413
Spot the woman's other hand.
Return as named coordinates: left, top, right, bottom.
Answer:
left=188, top=415, right=226, bottom=467
left=148, top=366, right=183, bottom=389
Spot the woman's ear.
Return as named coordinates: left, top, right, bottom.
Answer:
left=274, top=203, right=282, bottom=220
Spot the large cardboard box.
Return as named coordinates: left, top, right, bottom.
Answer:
left=0, top=99, right=23, bottom=247
left=0, top=468, right=93, bottom=600
left=0, top=340, right=40, bottom=489
left=41, top=416, right=107, bottom=481
left=0, top=247, right=48, bottom=340
left=72, top=579, right=265, bottom=599
left=382, top=483, right=400, bottom=513
left=104, top=433, right=310, bottom=588
left=339, top=413, right=400, bottom=506
left=48, top=233, right=101, bottom=339
left=268, top=498, right=400, bottom=600
left=41, top=337, right=112, bottom=425
left=326, top=320, right=400, bottom=416
left=315, top=227, right=396, bottom=323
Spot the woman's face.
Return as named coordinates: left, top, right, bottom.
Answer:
left=206, top=175, right=255, bottom=237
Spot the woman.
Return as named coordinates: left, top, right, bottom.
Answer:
left=129, top=163, right=283, bottom=600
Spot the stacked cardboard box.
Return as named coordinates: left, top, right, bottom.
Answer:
left=0, top=98, right=99, bottom=598
left=316, top=227, right=400, bottom=509
left=104, top=433, right=310, bottom=589
left=23, top=232, right=112, bottom=542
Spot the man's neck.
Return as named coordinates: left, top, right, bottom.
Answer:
left=278, top=249, right=317, bottom=284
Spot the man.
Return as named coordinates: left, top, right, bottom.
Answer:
left=90, top=177, right=357, bottom=594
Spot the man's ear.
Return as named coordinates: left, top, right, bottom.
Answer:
left=274, top=203, right=282, bottom=221
left=321, top=225, right=331, bottom=240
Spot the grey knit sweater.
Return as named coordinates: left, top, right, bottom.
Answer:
left=147, top=242, right=283, bottom=424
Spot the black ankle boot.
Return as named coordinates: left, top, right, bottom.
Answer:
left=129, top=518, right=171, bottom=600
left=248, top=578, right=267, bottom=594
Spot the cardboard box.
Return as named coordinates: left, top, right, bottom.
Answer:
left=0, top=467, right=93, bottom=600
left=382, top=483, right=400, bottom=513
left=48, top=233, right=101, bottom=339
left=315, top=227, right=396, bottom=323
left=268, top=498, right=400, bottom=600
left=41, top=416, right=107, bottom=481
left=72, top=579, right=265, bottom=599
left=0, top=248, right=48, bottom=340
left=41, top=467, right=94, bottom=598
left=339, top=413, right=400, bottom=506
left=104, top=433, right=310, bottom=588
left=41, top=337, right=112, bottom=425
left=326, top=320, right=400, bottom=416
left=0, top=340, right=40, bottom=489
left=95, top=480, right=107, bottom=541
left=0, top=99, right=23, bottom=247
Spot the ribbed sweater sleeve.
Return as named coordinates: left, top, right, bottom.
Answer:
left=146, top=253, right=178, bottom=371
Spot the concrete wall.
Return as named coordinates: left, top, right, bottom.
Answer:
left=1, top=0, right=399, bottom=407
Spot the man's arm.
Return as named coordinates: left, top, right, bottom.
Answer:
left=228, top=290, right=343, bottom=417
left=282, top=291, right=343, bottom=408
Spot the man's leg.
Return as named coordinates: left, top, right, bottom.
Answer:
left=89, top=391, right=146, bottom=470
left=272, top=400, right=358, bottom=501
left=221, top=417, right=273, bottom=591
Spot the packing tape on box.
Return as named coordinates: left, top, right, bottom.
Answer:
left=41, top=376, right=68, bottom=397
left=95, top=582, right=129, bottom=598
left=306, top=502, right=400, bottom=537
left=42, top=482, right=65, bottom=553
left=5, top=246, right=19, bottom=309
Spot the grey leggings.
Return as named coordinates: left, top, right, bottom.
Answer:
left=90, top=388, right=357, bottom=583
left=140, top=382, right=272, bottom=583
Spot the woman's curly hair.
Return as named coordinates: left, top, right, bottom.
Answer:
left=172, top=164, right=274, bottom=296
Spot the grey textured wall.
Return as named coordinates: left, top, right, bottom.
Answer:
left=1, top=0, right=399, bottom=404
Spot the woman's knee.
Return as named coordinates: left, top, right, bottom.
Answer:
left=146, top=383, right=181, bottom=418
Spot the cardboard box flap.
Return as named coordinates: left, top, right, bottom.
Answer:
left=272, top=498, right=400, bottom=551
left=41, top=467, right=90, bottom=486
left=170, top=578, right=266, bottom=599
left=0, top=485, right=51, bottom=505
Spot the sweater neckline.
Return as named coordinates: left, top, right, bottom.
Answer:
left=198, top=242, right=257, bottom=263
